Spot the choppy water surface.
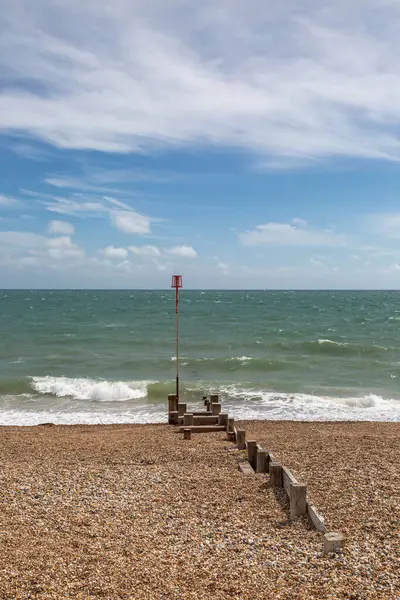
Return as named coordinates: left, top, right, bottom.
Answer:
left=0, top=290, right=399, bottom=424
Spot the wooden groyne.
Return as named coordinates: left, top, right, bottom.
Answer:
left=167, top=392, right=344, bottom=555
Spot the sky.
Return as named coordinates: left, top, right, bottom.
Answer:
left=2, top=1, right=400, bottom=288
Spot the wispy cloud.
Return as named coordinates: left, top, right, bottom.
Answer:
left=47, top=220, right=75, bottom=235
left=240, top=219, right=347, bottom=247
left=0, top=194, right=22, bottom=207
left=103, top=246, right=129, bottom=260
left=365, top=212, right=400, bottom=240
left=164, top=245, right=197, bottom=258
left=20, top=188, right=155, bottom=235
left=1, top=1, right=400, bottom=163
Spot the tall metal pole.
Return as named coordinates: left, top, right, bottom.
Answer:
left=171, top=275, right=182, bottom=400
left=175, top=285, right=179, bottom=400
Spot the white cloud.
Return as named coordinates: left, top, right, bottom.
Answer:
left=218, top=261, right=229, bottom=275
left=240, top=220, right=347, bottom=247
left=165, top=245, right=198, bottom=258
left=103, top=245, right=129, bottom=260
left=0, top=194, right=21, bottom=207
left=47, top=236, right=84, bottom=259
left=366, top=213, right=400, bottom=240
left=47, top=220, right=75, bottom=235
left=23, top=189, right=155, bottom=236
left=111, top=211, right=152, bottom=234
left=129, top=245, right=161, bottom=257
left=2, top=1, right=400, bottom=162
left=0, top=230, right=84, bottom=261
left=0, top=231, right=47, bottom=248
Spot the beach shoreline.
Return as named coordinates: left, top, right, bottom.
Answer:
left=0, top=420, right=398, bottom=599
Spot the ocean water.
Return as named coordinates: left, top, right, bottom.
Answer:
left=0, top=290, right=400, bottom=425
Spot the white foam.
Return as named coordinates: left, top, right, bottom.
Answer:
left=317, top=339, right=346, bottom=346
left=31, top=376, right=151, bottom=402
left=0, top=407, right=167, bottom=426
left=217, top=385, right=400, bottom=422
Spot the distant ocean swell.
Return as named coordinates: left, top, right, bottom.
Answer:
left=0, top=375, right=399, bottom=425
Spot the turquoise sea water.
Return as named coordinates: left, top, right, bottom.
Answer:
left=0, top=290, right=400, bottom=424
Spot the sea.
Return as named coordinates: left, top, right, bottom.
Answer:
left=1, top=290, right=400, bottom=425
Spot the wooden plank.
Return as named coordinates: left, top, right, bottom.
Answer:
left=238, top=461, right=255, bottom=475
left=192, top=411, right=212, bottom=416
left=178, top=425, right=226, bottom=433
left=282, top=466, right=298, bottom=496
left=307, top=503, right=327, bottom=532
left=193, top=415, right=219, bottom=425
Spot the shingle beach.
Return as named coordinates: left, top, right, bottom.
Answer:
left=0, top=422, right=399, bottom=599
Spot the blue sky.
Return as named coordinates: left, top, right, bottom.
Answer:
left=2, top=0, right=400, bottom=289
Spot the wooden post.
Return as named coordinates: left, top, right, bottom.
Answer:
left=206, top=400, right=211, bottom=412
left=290, top=483, right=307, bottom=519
left=256, top=448, right=269, bottom=473
left=210, top=394, right=219, bottom=403
left=168, top=394, right=177, bottom=413
left=323, top=532, right=344, bottom=554
left=226, top=418, right=235, bottom=440
left=203, top=396, right=208, bottom=406
left=177, top=403, right=187, bottom=417
left=236, top=428, right=246, bottom=450
left=169, top=411, right=178, bottom=425
left=211, top=403, right=221, bottom=416
left=269, top=462, right=283, bottom=487
left=183, top=413, right=194, bottom=426
left=183, top=428, right=192, bottom=440
left=247, top=440, right=257, bottom=470
left=218, top=413, right=228, bottom=427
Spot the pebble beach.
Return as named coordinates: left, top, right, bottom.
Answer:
left=0, top=421, right=399, bottom=599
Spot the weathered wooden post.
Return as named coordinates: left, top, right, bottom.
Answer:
left=178, top=403, right=187, bottom=417
left=211, top=403, right=221, bottom=416
left=169, top=411, right=178, bottom=425
left=227, top=418, right=235, bottom=441
left=323, top=532, right=344, bottom=554
left=218, top=413, right=228, bottom=427
left=247, top=440, right=258, bottom=470
left=168, top=394, right=177, bottom=412
left=183, top=428, right=192, bottom=440
left=256, top=448, right=269, bottom=473
left=236, top=428, right=246, bottom=450
left=269, top=462, right=283, bottom=487
left=183, top=413, right=194, bottom=426
left=210, top=394, right=219, bottom=403
left=168, top=394, right=177, bottom=423
left=290, top=483, right=307, bottom=519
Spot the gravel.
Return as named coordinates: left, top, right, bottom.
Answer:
left=0, top=420, right=398, bottom=599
